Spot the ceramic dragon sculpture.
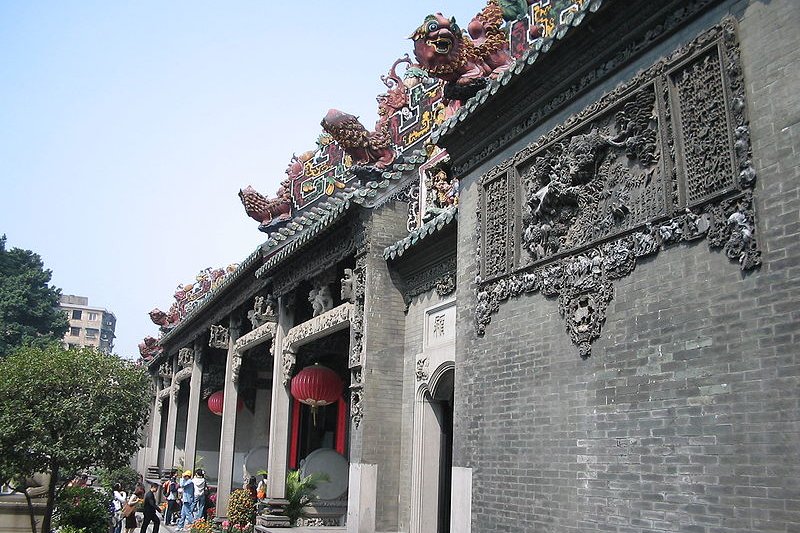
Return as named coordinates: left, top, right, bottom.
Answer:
left=320, top=108, right=396, bottom=170
left=411, top=0, right=513, bottom=101
left=239, top=179, right=293, bottom=232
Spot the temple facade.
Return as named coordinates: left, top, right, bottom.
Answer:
left=138, top=0, right=800, bottom=532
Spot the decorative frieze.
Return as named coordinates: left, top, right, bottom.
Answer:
left=403, top=255, right=457, bottom=309
left=235, top=322, right=277, bottom=355
left=475, top=18, right=760, bottom=357
left=271, top=221, right=360, bottom=297
left=280, top=303, right=353, bottom=386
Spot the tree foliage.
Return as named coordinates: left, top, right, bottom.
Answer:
left=0, top=235, right=68, bottom=356
left=0, top=344, right=151, bottom=533
left=54, top=486, right=110, bottom=533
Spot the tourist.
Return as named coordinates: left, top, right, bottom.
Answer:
left=256, top=474, right=267, bottom=500
left=192, top=469, right=207, bottom=520
left=112, top=482, right=127, bottom=533
left=123, top=485, right=144, bottom=533
left=163, top=472, right=179, bottom=525
left=246, top=476, right=257, bottom=500
left=140, top=482, right=161, bottom=533
left=176, top=470, right=194, bottom=531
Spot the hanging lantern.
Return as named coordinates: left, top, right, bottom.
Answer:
left=207, top=390, right=243, bottom=416
left=291, top=364, right=342, bottom=425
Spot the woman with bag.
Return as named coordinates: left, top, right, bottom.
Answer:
left=123, top=485, right=144, bottom=533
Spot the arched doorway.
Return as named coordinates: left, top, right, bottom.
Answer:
left=411, top=364, right=454, bottom=533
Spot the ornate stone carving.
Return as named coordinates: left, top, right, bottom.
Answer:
left=248, top=295, right=277, bottom=329
left=350, top=387, right=364, bottom=429
left=271, top=221, right=360, bottom=296
left=403, top=255, right=457, bottom=309
left=475, top=19, right=760, bottom=356
left=235, top=321, right=277, bottom=355
left=281, top=303, right=354, bottom=386
left=340, top=269, right=355, bottom=304
left=156, top=387, right=171, bottom=413
left=178, top=348, right=194, bottom=368
left=158, top=360, right=173, bottom=379
left=349, top=255, right=366, bottom=369
left=406, top=183, right=421, bottom=232
left=209, top=325, right=230, bottom=349
left=309, top=285, right=334, bottom=317
left=481, top=171, right=513, bottom=279
left=170, top=367, right=191, bottom=403
left=450, top=0, right=722, bottom=176
left=415, top=355, right=429, bottom=382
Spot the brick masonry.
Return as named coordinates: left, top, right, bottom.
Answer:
left=359, top=203, right=415, bottom=531
left=453, top=1, right=800, bottom=532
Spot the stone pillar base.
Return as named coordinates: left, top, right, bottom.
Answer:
left=257, top=498, right=291, bottom=528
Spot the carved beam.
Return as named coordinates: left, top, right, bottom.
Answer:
left=281, top=303, right=353, bottom=386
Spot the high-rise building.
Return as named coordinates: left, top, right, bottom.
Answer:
left=59, top=294, right=116, bottom=353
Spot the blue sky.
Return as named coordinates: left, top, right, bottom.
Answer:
left=0, top=1, right=468, bottom=358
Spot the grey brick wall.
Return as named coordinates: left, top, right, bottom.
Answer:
left=453, top=1, right=800, bottom=532
left=359, top=202, right=414, bottom=531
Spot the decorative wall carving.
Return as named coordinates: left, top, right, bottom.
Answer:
left=349, top=253, right=367, bottom=429
left=280, top=303, right=353, bottom=386
left=158, top=360, right=173, bottom=382
left=235, top=322, right=277, bottom=355
left=340, top=269, right=355, bottom=304
left=403, top=255, right=457, bottom=309
left=475, top=19, right=760, bottom=357
left=170, top=367, right=192, bottom=402
left=450, top=0, right=722, bottom=176
left=481, top=171, right=514, bottom=279
left=415, top=355, right=429, bottom=382
left=248, top=295, right=277, bottom=329
left=209, top=325, right=230, bottom=349
left=271, top=221, right=361, bottom=296
left=156, top=387, right=171, bottom=413
left=178, top=348, right=194, bottom=368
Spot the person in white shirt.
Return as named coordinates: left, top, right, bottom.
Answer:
left=192, top=469, right=207, bottom=521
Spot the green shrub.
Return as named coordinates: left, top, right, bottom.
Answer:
left=54, top=486, right=110, bottom=533
left=96, top=465, right=139, bottom=492
left=284, top=470, right=329, bottom=524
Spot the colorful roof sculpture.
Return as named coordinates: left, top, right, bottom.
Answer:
left=139, top=0, right=606, bottom=364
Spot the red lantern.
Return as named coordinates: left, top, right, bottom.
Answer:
left=291, top=365, right=342, bottom=424
left=207, top=390, right=243, bottom=416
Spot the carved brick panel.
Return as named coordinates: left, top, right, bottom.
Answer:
left=480, top=170, right=515, bottom=279
left=475, top=19, right=760, bottom=357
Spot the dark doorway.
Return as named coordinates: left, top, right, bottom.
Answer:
left=432, top=371, right=454, bottom=533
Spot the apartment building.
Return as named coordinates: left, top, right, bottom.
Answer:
left=59, top=294, right=116, bottom=353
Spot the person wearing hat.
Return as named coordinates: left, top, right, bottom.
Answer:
left=176, top=470, right=195, bottom=531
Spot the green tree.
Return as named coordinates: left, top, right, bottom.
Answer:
left=0, top=345, right=151, bottom=533
left=0, top=235, right=68, bottom=356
